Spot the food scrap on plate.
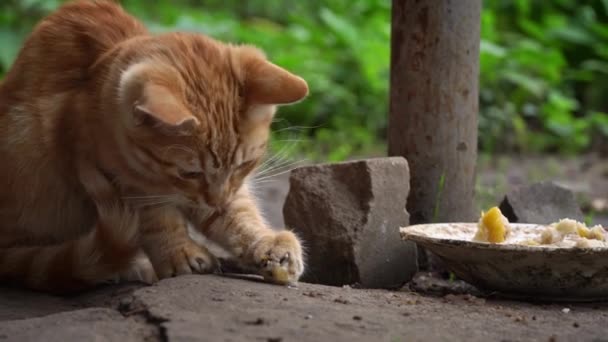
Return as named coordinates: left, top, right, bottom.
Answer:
left=473, top=207, right=607, bottom=248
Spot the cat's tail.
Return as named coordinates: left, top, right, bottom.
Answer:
left=0, top=204, right=139, bottom=294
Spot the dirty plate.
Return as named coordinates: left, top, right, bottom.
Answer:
left=400, top=223, right=608, bottom=301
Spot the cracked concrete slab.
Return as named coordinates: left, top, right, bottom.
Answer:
left=1, top=275, right=608, bottom=341
left=0, top=308, right=154, bottom=342
left=132, top=275, right=608, bottom=342
left=0, top=288, right=83, bottom=321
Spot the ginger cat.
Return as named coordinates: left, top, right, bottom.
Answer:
left=0, top=0, right=307, bottom=293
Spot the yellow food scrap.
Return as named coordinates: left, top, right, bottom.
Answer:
left=589, top=226, right=607, bottom=241
left=547, top=219, right=604, bottom=241
left=540, top=227, right=562, bottom=244
left=577, top=226, right=591, bottom=238
left=474, top=207, right=510, bottom=243
left=554, top=218, right=583, bottom=235
left=271, top=267, right=290, bottom=284
left=536, top=219, right=606, bottom=247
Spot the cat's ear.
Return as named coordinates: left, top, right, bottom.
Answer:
left=238, top=47, right=309, bottom=105
left=120, top=62, right=198, bottom=135
left=132, top=85, right=199, bottom=135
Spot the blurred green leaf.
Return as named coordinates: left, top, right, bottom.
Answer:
left=501, top=70, right=546, bottom=97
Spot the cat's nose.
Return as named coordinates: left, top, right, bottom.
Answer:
left=205, top=186, right=232, bottom=208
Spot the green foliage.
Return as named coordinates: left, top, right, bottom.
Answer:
left=0, top=0, right=606, bottom=159
left=480, top=0, right=608, bottom=154
left=0, top=0, right=59, bottom=73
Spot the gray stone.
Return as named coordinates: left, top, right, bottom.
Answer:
left=282, top=157, right=417, bottom=288
left=499, top=181, right=584, bottom=224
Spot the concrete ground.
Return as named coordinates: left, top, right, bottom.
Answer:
left=1, top=274, right=607, bottom=342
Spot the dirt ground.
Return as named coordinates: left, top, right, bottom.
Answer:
left=1, top=154, right=607, bottom=341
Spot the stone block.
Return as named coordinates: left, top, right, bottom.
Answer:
left=499, top=181, right=584, bottom=224
left=283, top=157, right=417, bottom=288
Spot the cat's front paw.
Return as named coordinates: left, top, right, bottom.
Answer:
left=151, top=240, right=218, bottom=279
left=120, top=253, right=158, bottom=284
left=249, top=231, right=304, bottom=285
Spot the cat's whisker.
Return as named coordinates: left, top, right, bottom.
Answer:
left=250, top=179, right=282, bottom=188
left=272, top=124, right=322, bottom=134
left=255, top=159, right=307, bottom=179
left=254, top=160, right=304, bottom=180
left=254, top=166, right=300, bottom=182
left=255, top=158, right=298, bottom=177
left=257, top=150, right=289, bottom=171
left=256, top=150, right=302, bottom=176
left=249, top=181, right=274, bottom=188
left=273, top=139, right=307, bottom=143
left=247, top=188, right=260, bottom=196
left=259, top=138, right=300, bottom=167
left=254, top=166, right=305, bottom=183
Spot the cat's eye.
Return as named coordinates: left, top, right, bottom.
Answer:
left=178, top=170, right=203, bottom=180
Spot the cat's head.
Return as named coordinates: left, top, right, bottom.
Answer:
left=114, top=33, right=308, bottom=209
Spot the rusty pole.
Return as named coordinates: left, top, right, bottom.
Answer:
left=389, top=0, right=481, bottom=227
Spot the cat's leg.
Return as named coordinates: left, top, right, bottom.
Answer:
left=194, top=185, right=304, bottom=285
left=139, top=206, right=218, bottom=279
